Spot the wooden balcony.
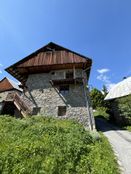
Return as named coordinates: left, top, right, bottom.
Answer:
left=50, top=77, right=83, bottom=85
left=14, top=93, right=32, bottom=114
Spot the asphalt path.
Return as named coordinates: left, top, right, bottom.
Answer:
left=96, top=118, right=131, bottom=174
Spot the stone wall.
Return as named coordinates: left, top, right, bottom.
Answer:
left=0, top=91, right=9, bottom=102
left=24, top=69, right=92, bottom=128
left=0, top=90, right=21, bottom=102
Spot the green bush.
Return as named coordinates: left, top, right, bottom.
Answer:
left=90, top=88, right=105, bottom=109
left=123, top=126, right=131, bottom=132
left=116, top=95, right=131, bottom=124
left=94, top=107, right=110, bottom=120
left=0, top=116, right=119, bottom=174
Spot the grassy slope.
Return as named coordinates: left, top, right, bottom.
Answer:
left=0, top=116, right=119, bottom=174
left=123, top=126, right=131, bottom=132
left=94, top=107, right=131, bottom=132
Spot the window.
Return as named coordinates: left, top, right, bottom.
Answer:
left=51, top=72, right=55, bottom=75
left=66, top=71, right=73, bottom=79
left=58, top=106, right=66, bottom=116
left=59, top=85, right=69, bottom=95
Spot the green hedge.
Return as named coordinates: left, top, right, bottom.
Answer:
left=0, top=116, right=119, bottom=174
left=116, top=95, right=131, bottom=125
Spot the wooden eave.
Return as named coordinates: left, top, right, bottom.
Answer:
left=6, top=62, right=92, bottom=83
left=5, top=42, right=92, bottom=83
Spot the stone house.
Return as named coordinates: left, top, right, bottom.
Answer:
left=105, top=77, right=131, bottom=126
left=5, top=42, right=95, bottom=129
left=0, top=77, right=22, bottom=116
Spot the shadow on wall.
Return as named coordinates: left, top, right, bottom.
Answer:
left=26, top=84, right=87, bottom=108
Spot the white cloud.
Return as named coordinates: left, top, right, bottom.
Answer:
left=97, top=68, right=115, bottom=91
left=97, top=74, right=110, bottom=84
left=0, top=70, right=2, bottom=74
left=97, top=68, right=110, bottom=74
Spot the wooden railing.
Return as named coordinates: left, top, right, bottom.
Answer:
left=14, top=93, right=32, bottom=115
left=6, top=92, right=32, bottom=116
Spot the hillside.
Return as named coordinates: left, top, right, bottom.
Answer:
left=0, top=116, right=119, bottom=174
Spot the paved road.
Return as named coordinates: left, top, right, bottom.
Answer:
left=96, top=118, right=131, bottom=174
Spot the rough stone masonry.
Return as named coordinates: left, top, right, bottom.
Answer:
left=24, top=69, right=94, bottom=128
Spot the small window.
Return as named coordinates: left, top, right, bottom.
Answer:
left=66, top=71, right=73, bottom=79
left=59, top=85, right=69, bottom=95
left=58, top=106, right=66, bottom=116
left=51, top=72, right=55, bottom=75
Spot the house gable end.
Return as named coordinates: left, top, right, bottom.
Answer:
left=5, top=42, right=92, bottom=83
left=0, top=77, right=22, bottom=92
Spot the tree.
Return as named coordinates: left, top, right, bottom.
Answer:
left=102, top=85, right=108, bottom=97
left=90, top=88, right=105, bottom=109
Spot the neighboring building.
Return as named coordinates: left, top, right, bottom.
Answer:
left=105, top=77, right=131, bottom=125
left=5, top=42, right=95, bottom=129
left=0, top=77, right=22, bottom=116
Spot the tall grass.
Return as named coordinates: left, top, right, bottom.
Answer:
left=0, top=115, right=119, bottom=174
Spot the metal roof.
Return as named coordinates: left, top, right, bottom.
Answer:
left=7, top=78, right=22, bottom=92
left=105, top=77, right=131, bottom=100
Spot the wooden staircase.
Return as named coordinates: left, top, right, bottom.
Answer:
left=6, top=92, right=32, bottom=117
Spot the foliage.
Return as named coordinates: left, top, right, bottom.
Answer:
left=93, top=107, right=110, bottom=120
left=0, top=116, right=119, bottom=174
left=90, top=88, right=105, bottom=109
left=78, top=133, right=120, bottom=174
left=115, top=95, right=131, bottom=125
left=123, top=126, right=131, bottom=132
left=90, top=87, right=111, bottom=120
left=112, top=95, right=131, bottom=126
left=102, top=85, right=108, bottom=97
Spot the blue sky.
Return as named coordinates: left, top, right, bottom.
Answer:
left=0, top=0, right=131, bottom=90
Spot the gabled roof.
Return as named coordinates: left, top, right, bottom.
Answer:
left=0, top=77, right=22, bottom=92
left=105, top=77, right=131, bottom=100
left=5, top=42, right=92, bottom=83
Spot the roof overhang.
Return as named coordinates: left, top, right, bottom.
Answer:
left=5, top=42, right=92, bottom=84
